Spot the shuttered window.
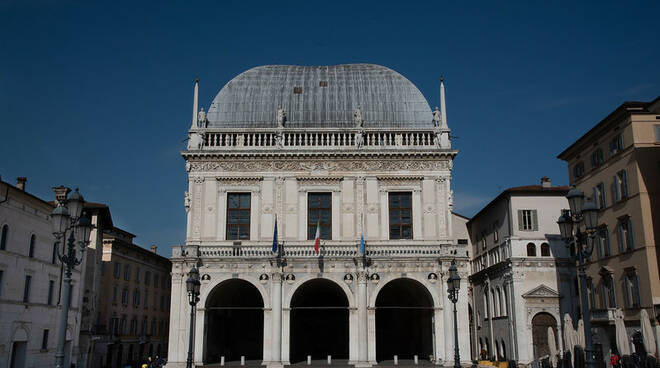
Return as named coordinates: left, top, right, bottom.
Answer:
left=518, top=210, right=538, bottom=231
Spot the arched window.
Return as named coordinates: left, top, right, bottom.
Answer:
left=491, top=289, right=498, bottom=317
left=496, top=287, right=503, bottom=318
left=484, top=293, right=489, bottom=318
left=495, top=340, right=501, bottom=361
left=503, top=286, right=509, bottom=316
left=501, top=340, right=507, bottom=360
left=0, top=224, right=8, bottom=250
left=527, top=242, right=536, bottom=257
left=28, top=234, right=35, bottom=258
left=541, top=242, right=550, bottom=257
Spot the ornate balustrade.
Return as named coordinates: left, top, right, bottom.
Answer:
left=173, top=242, right=462, bottom=260
left=198, top=129, right=439, bottom=150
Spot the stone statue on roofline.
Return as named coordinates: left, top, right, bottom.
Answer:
left=198, top=107, right=208, bottom=128
left=354, top=105, right=363, bottom=128
left=433, top=106, right=441, bottom=127
left=276, top=106, right=286, bottom=128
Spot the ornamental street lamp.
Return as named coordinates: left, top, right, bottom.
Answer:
left=447, top=259, right=461, bottom=368
left=51, top=187, right=92, bottom=368
left=557, top=187, right=599, bottom=368
left=186, top=266, right=201, bottom=368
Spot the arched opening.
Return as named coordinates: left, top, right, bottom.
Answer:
left=204, top=279, right=264, bottom=364
left=290, top=278, right=349, bottom=364
left=527, top=242, right=536, bottom=257
left=375, top=278, right=433, bottom=362
left=541, top=242, right=550, bottom=257
left=531, top=312, right=557, bottom=360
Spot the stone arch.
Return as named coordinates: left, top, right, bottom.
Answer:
left=284, top=274, right=355, bottom=309
left=203, top=278, right=265, bottom=364
left=531, top=312, right=558, bottom=360
left=374, top=277, right=434, bottom=362
left=199, top=274, right=270, bottom=309
left=12, top=327, right=28, bottom=342
left=368, top=273, right=440, bottom=308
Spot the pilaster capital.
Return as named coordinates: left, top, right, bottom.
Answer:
left=356, top=271, right=369, bottom=284
left=271, top=272, right=283, bottom=282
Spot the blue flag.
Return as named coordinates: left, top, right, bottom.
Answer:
left=272, top=216, right=278, bottom=253
left=360, top=230, right=365, bottom=256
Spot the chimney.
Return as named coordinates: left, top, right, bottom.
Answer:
left=150, top=245, right=158, bottom=254
left=16, top=177, right=27, bottom=191
left=541, top=176, right=551, bottom=188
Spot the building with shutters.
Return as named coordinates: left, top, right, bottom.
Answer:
left=466, top=178, right=578, bottom=365
left=168, top=64, right=472, bottom=367
left=95, top=227, right=171, bottom=368
left=558, top=96, right=660, bottom=361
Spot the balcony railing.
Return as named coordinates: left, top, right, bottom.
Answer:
left=196, top=129, right=441, bottom=150
left=590, top=308, right=617, bottom=322
left=173, top=242, right=462, bottom=260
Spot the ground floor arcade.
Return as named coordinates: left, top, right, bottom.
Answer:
left=167, top=261, right=471, bottom=368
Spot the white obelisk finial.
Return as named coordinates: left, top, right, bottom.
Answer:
left=440, top=77, right=448, bottom=129
left=191, top=78, right=199, bottom=129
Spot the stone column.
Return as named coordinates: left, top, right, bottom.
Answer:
left=270, top=272, right=283, bottom=368
left=356, top=271, right=370, bottom=367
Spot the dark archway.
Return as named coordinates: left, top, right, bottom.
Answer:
left=532, top=312, right=557, bottom=360
left=290, top=278, right=349, bottom=363
left=375, top=278, right=434, bottom=362
left=204, top=279, right=264, bottom=364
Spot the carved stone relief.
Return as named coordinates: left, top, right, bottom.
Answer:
left=189, top=159, right=450, bottom=173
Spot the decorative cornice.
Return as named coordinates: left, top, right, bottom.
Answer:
left=188, top=158, right=451, bottom=173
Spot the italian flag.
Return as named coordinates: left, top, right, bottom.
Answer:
left=313, top=220, right=321, bottom=254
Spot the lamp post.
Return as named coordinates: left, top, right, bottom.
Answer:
left=186, top=266, right=201, bottom=368
left=51, top=187, right=92, bottom=368
left=557, top=187, right=599, bottom=368
left=447, top=259, right=461, bottom=368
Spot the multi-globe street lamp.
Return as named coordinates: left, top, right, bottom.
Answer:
left=50, top=187, right=92, bottom=368
left=447, top=259, right=461, bottom=368
left=557, top=186, right=599, bottom=368
left=186, top=266, right=201, bottom=368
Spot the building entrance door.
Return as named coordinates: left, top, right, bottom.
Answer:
left=10, top=341, right=26, bottom=368
left=289, top=278, right=349, bottom=364
left=375, top=278, right=434, bottom=362
left=204, top=279, right=264, bottom=364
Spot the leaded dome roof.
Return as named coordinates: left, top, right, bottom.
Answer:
left=206, top=64, right=433, bottom=129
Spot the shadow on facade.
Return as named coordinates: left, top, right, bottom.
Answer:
left=375, top=278, right=434, bottom=362
left=290, top=279, right=349, bottom=363
left=204, top=279, right=264, bottom=364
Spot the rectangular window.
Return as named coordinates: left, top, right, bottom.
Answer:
left=121, top=288, right=128, bottom=305
left=23, top=275, right=31, bottom=303
left=591, top=148, right=604, bottom=168
left=133, top=289, right=140, bottom=306
left=47, top=280, right=54, bottom=305
left=655, top=125, right=660, bottom=142
left=388, top=192, right=412, bottom=239
left=573, top=161, right=585, bottom=179
left=226, top=193, right=251, bottom=240
left=123, top=264, right=130, bottom=281
left=113, top=262, right=120, bottom=279
left=518, top=209, right=538, bottom=231
left=144, top=290, right=148, bottom=308
left=145, top=271, right=151, bottom=286
left=593, top=182, right=606, bottom=209
left=135, top=267, right=140, bottom=284
left=154, top=274, right=159, bottom=289
left=41, top=329, right=49, bottom=350
left=598, top=227, right=611, bottom=258
left=493, top=222, right=499, bottom=243
left=112, top=286, right=118, bottom=303
left=610, top=134, right=623, bottom=156
left=307, top=193, right=332, bottom=240
left=602, top=276, right=616, bottom=308
left=617, top=217, right=635, bottom=252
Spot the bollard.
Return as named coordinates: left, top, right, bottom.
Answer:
left=414, top=355, right=418, bottom=365
left=220, top=356, right=225, bottom=366
left=307, top=355, right=312, bottom=365
left=394, top=355, right=398, bottom=365
left=241, top=355, right=245, bottom=366
left=327, top=355, right=332, bottom=365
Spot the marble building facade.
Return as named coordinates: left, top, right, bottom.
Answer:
left=167, top=64, right=471, bottom=367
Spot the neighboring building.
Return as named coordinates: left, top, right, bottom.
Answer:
left=0, top=177, right=84, bottom=368
left=97, top=227, right=171, bottom=368
left=558, top=96, right=660, bottom=361
left=168, top=64, right=471, bottom=367
left=467, top=178, right=578, bottom=365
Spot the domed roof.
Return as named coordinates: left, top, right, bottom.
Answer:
left=206, top=64, right=433, bottom=129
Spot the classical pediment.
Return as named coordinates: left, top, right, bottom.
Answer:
left=522, top=284, right=559, bottom=299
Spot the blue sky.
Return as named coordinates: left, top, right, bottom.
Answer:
left=1, top=1, right=659, bottom=256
